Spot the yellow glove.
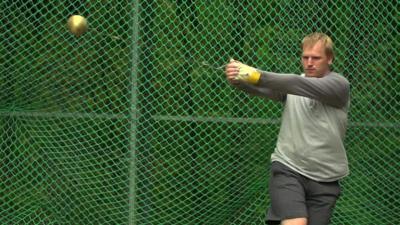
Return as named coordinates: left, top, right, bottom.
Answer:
left=234, top=62, right=261, bottom=85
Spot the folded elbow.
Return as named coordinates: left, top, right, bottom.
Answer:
left=333, top=83, right=350, bottom=108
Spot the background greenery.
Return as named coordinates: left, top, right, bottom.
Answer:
left=1, top=1, right=398, bottom=224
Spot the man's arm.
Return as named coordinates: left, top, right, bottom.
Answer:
left=258, top=71, right=350, bottom=108
left=225, top=59, right=286, bottom=102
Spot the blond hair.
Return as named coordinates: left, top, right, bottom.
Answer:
left=302, top=32, right=334, bottom=60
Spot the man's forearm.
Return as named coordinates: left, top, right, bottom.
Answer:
left=258, top=71, right=350, bottom=108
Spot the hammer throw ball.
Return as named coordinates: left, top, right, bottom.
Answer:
left=67, top=15, right=88, bottom=37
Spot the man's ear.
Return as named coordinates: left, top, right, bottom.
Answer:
left=328, top=56, right=334, bottom=65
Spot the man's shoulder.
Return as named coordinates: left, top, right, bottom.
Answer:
left=328, top=71, right=349, bottom=82
left=325, top=72, right=350, bottom=89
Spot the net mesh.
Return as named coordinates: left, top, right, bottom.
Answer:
left=1, top=1, right=398, bottom=224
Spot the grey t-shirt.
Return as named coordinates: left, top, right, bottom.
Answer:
left=236, top=71, right=350, bottom=182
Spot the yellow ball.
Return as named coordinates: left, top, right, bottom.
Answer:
left=67, top=15, right=88, bottom=37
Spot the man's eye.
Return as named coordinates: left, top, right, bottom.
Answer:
left=303, top=56, right=321, bottom=61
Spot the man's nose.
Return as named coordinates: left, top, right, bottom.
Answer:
left=306, top=58, right=315, bottom=67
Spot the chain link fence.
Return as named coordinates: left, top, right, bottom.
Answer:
left=1, top=1, right=398, bottom=224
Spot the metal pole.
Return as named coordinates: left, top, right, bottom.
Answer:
left=129, top=0, right=139, bottom=224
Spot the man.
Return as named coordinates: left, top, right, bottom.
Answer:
left=225, top=33, right=350, bottom=225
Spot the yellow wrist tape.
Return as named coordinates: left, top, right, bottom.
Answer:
left=235, top=63, right=261, bottom=85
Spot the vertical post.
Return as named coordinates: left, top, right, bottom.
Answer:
left=129, top=0, right=139, bottom=224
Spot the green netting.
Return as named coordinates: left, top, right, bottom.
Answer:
left=1, top=1, right=398, bottom=224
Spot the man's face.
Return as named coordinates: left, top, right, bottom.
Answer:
left=302, top=41, right=333, bottom=78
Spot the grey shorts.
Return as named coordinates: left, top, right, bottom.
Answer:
left=266, top=161, right=341, bottom=225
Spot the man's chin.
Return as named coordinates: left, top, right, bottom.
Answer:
left=305, top=70, right=324, bottom=78
left=305, top=71, right=317, bottom=77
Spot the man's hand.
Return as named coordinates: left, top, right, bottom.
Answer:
left=225, top=59, right=261, bottom=85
